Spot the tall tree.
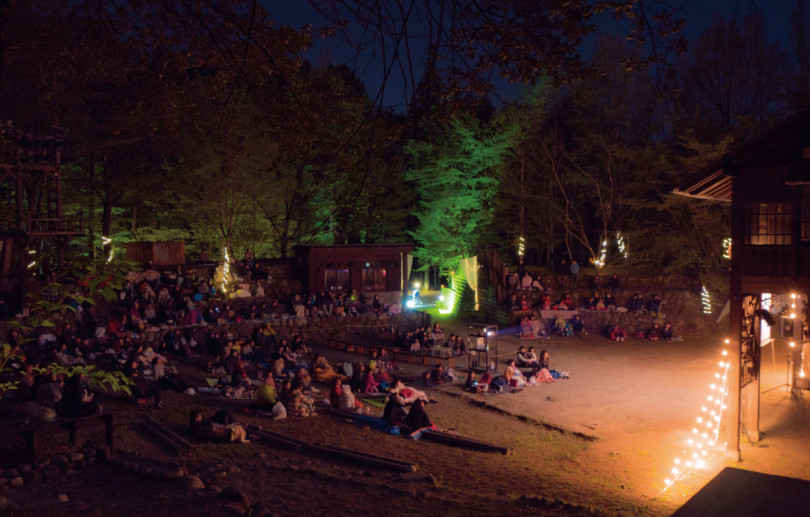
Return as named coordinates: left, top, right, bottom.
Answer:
left=405, top=113, right=515, bottom=271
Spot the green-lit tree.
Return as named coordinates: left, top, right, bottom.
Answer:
left=405, top=113, right=516, bottom=272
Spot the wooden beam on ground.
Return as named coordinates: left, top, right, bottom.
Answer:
left=245, top=424, right=416, bottom=472
left=421, top=430, right=512, bottom=455
left=143, top=416, right=196, bottom=454
left=136, top=419, right=194, bottom=456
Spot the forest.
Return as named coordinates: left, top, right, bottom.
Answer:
left=1, top=0, right=808, bottom=283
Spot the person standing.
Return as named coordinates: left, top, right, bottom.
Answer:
left=569, top=260, right=580, bottom=288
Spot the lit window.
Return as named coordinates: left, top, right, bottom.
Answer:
left=325, top=268, right=350, bottom=291
left=362, top=266, right=387, bottom=290
left=744, top=202, right=792, bottom=245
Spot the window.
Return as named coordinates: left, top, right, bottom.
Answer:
left=802, top=187, right=810, bottom=243
left=362, top=266, right=387, bottom=290
left=744, top=202, right=792, bottom=245
left=325, top=268, right=350, bottom=291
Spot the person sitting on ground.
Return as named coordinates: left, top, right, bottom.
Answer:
left=555, top=293, right=573, bottom=310
left=400, top=398, right=435, bottom=435
left=533, top=350, right=567, bottom=383
left=363, top=367, right=381, bottom=393
left=451, top=335, right=466, bottom=356
left=504, top=359, right=526, bottom=388
left=531, top=275, right=544, bottom=291
left=463, top=370, right=482, bottom=393
left=646, top=322, right=662, bottom=341
left=516, top=346, right=531, bottom=367
left=661, top=321, right=674, bottom=341
left=520, top=294, right=531, bottom=311
left=603, top=292, right=617, bottom=310
left=56, top=372, right=100, bottom=418
left=540, top=294, right=552, bottom=310
left=528, top=314, right=548, bottom=338
left=524, top=347, right=540, bottom=368
left=257, top=373, right=277, bottom=408
left=423, top=365, right=449, bottom=387
left=330, top=378, right=362, bottom=411
left=571, top=314, right=586, bottom=336
left=126, top=360, right=164, bottom=409
left=506, top=293, right=520, bottom=311
left=583, top=295, right=597, bottom=310
left=520, top=317, right=533, bottom=338
left=188, top=409, right=249, bottom=442
left=609, top=325, right=626, bottom=342
left=477, top=373, right=492, bottom=393
left=591, top=274, right=602, bottom=290
left=383, top=390, right=408, bottom=424
left=310, top=354, right=345, bottom=383
left=553, top=316, right=566, bottom=335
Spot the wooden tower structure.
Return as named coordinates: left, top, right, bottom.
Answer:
left=674, top=110, right=810, bottom=460
left=0, top=121, right=83, bottom=309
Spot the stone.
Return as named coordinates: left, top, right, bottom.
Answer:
left=18, top=464, right=32, bottom=474
left=10, top=477, right=23, bottom=487
left=219, top=485, right=249, bottom=505
left=69, top=452, right=84, bottom=462
left=58, top=494, right=69, bottom=503
left=54, top=454, right=69, bottom=465
left=183, top=475, right=205, bottom=490
left=0, top=477, right=7, bottom=487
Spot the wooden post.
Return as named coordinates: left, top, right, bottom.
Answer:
left=727, top=178, right=743, bottom=461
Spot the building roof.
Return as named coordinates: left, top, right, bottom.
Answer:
left=673, top=109, right=810, bottom=201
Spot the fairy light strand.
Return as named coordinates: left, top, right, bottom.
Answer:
left=662, top=340, right=730, bottom=491
left=701, top=286, right=712, bottom=315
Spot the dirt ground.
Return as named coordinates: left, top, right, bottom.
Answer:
left=1, top=315, right=808, bottom=516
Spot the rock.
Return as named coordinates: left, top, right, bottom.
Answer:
left=19, top=464, right=32, bottom=474
left=69, top=452, right=84, bottom=462
left=0, top=495, right=7, bottom=509
left=183, top=475, right=205, bottom=490
left=219, top=485, right=249, bottom=505
left=0, top=477, right=7, bottom=487
left=10, top=477, right=23, bottom=487
left=54, top=454, right=69, bottom=465
left=58, top=494, right=69, bottom=503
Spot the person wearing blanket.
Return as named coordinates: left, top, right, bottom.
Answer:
left=389, top=380, right=430, bottom=403
left=400, top=398, right=436, bottom=435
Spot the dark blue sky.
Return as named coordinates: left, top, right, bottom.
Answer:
left=265, top=0, right=796, bottom=109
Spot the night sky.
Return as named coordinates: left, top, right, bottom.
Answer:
left=265, top=0, right=796, bottom=109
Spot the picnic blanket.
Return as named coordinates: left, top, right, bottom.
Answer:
left=358, top=397, right=387, bottom=408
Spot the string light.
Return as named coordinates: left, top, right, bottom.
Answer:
left=101, top=236, right=114, bottom=263
left=662, top=340, right=731, bottom=492
left=218, top=246, right=232, bottom=295
left=701, top=286, right=712, bottom=315
left=517, top=235, right=525, bottom=257
left=722, top=237, right=731, bottom=260
left=594, top=240, right=608, bottom=268
left=616, top=232, right=628, bottom=259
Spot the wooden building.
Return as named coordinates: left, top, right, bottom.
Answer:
left=0, top=123, right=83, bottom=307
left=674, top=110, right=810, bottom=459
left=125, top=241, right=186, bottom=266
left=293, top=244, right=413, bottom=295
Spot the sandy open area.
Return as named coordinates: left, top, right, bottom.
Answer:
left=430, top=318, right=810, bottom=508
